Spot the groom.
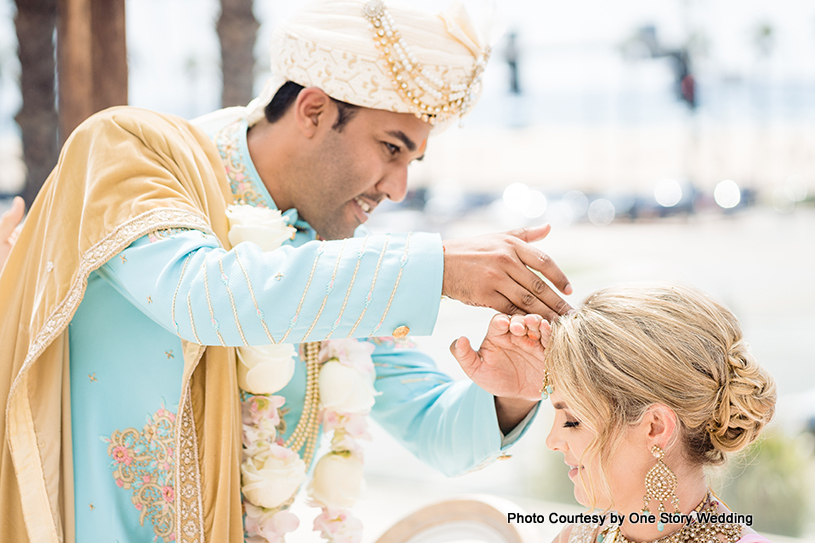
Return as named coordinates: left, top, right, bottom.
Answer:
left=0, top=1, right=571, bottom=541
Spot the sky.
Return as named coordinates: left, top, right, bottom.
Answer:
left=2, top=0, right=814, bottom=125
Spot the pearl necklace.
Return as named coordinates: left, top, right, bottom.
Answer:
left=283, top=341, right=322, bottom=466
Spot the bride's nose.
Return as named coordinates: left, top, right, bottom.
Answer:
left=545, top=422, right=565, bottom=452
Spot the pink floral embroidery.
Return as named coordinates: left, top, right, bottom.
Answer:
left=216, top=120, right=268, bottom=207
left=103, top=406, right=176, bottom=542
left=111, top=445, right=132, bottom=465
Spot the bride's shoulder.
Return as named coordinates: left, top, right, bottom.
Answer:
left=553, top=522, right=601, bottom=543
left=715, top=500, right=769, bottom=543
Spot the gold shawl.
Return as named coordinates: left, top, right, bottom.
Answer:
left=0, top=107, right=243, bottom=542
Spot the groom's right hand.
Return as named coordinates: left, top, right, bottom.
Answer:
left=442, top=224, right=573, bottom=321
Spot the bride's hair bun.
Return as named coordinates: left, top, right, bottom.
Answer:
left=703, top=337, right=776, bottom=462
left=547, top=282, right=777, bottom=474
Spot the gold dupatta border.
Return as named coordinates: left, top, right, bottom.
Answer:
left=177, top=354, right=206, bottom=543
left=5, top=207, right=212, bottom=543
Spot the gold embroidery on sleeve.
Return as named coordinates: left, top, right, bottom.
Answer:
left=186, top=291, right=202, bottom=345
left=171, top=254, right=193, bottom=336
left=279, top=241, right=325, bottom=343
left=301, top=239, right=346, bottom=343
left=202, top=261, right=226, bottom=346
left=233, top=250, right=276, bottom=344
left=325, top=237, right=367, bottom=340
left=347, top=235, right=390, bottom=338
left=372, top=232, right=412, bottom=336
left=218, top=257, right=248, bottom=346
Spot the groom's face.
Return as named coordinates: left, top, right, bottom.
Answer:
left=294, top=104, right=429, bottom=240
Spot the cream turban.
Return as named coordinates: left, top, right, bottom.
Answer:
left=246, top=0, right=492, bottom=129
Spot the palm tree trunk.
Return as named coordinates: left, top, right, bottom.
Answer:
left=218, top=0, right=258, bottom=107
left=14, top=0, right=59, bottom=209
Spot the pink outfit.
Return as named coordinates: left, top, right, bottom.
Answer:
left=738, top=534, right=772, bottom=543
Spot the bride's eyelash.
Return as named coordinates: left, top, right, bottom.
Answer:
left=563, top=420, right=580, bottom=428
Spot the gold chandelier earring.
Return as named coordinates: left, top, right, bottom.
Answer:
left=540, top=367, right=553, bottom=400
left=642, top=445, right=680, bottom=532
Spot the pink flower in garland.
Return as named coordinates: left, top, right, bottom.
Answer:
left=242, top=395, right=285, bottom=428
left=318, top=339, right=375, bottom=375
left=321, top=411, right=371, bottom=440
left=313, top=508, right=363, bottom=543
left=245, top=504, right=299, bottom=543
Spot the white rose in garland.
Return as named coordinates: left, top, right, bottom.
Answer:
left=308, top=451, right=365, bottom=509
left=238, top=344, right=298, bottom=394
left=318, top=339, right=378, bottom=415
left=318, top=361, right=378, bottom=415
left=241, top=444, right=307, bottom=509
left=226, top=204, right=296, bottom=251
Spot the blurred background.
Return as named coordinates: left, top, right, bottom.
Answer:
left=1, top=0, right=813, bottom=541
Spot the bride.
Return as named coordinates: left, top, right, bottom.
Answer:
left=539, top=283, right=776, bottom=543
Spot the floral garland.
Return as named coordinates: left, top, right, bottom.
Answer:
left=226, top=204, right=377, bottom=543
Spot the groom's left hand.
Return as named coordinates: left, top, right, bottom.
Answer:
left=450, top=313, right=551, bottom=432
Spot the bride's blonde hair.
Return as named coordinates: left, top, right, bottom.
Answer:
left=546, top=283, right=776, bottom=508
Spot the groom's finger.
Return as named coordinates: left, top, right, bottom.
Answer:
left=450, top=336, right=480, bottom=377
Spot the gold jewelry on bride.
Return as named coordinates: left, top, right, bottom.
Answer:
left=599, top=492, right=742, bottom=543
left=643, top=445, right=680, bottom=527
left=540, top=367, right=553, bottom=400
left=283, top=341, right=322, bottom=466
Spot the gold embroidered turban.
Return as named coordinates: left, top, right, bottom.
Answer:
left=246, top=0, right=492, bottom=129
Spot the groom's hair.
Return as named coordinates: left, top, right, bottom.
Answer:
left=265, top=81, right=359, bottom=132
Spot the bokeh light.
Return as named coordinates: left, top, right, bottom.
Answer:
left=714, top=180, right=741, bottom=209
left=654, top=179, right=683, bottom=207
left=587, top=198, right=616, bottom=226
left=503, top=182, right=547, bottom=219
left=784, top=175, right=807, bottom=203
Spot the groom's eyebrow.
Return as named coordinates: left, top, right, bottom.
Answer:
left=386, top=130, right=416, bottom=152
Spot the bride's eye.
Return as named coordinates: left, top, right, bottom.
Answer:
left=563, top=420, right=580, bottom=428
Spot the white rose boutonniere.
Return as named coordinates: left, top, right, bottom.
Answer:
left=241, top=444, right=307, bottom=509
left=237, top=344, right=298, bottom=395
left=226, top=204, right=296, bottom=252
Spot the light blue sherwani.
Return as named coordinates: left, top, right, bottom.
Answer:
left=68, top=114, right=537, bottom=542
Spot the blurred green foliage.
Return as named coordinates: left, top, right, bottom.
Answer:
left=712, top=429, right=813, bottom=537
